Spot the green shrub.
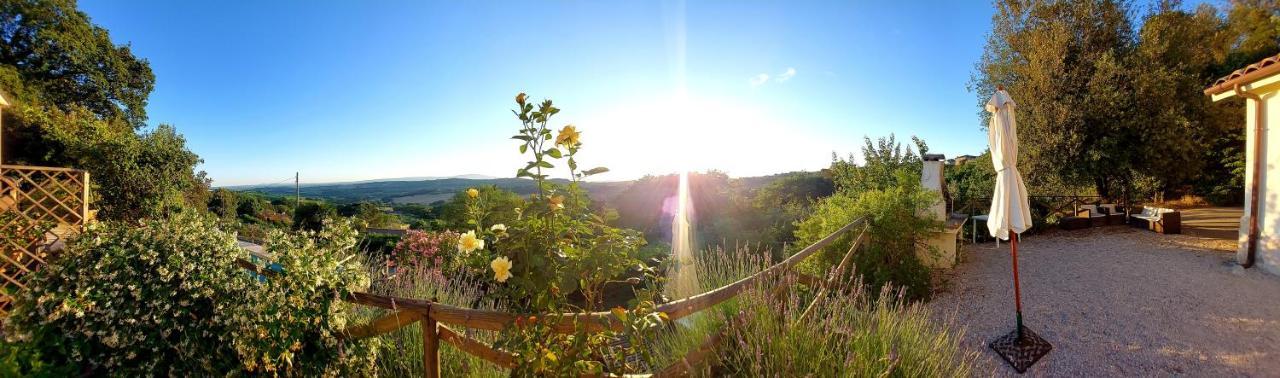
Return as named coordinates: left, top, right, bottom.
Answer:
left=792, top=171, right=940, bottom=300
left=3, top=213, right=377, bottom=375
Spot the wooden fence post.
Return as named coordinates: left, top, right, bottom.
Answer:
left=81, top=171, right=90, bottom=225
left=422, top=312, right=439, bottom=378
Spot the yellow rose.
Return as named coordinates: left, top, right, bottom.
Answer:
left=549, top=195, right=565, bottom=210
left=457, top=230, right=485, bottom=254
left=516, top=92, right=527, bottom=105
left=466, top=188, right=480, bottom=199
left=491, top=256, right=513, bottom=283
left=555, top=124, right=580, bottom=147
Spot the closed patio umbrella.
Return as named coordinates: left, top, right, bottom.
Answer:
left=985, top=87, right=1051, bottom=373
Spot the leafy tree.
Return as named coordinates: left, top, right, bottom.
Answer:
left=945, top=151, right=996, bottom=211
left=208, top=188, right=238, bottom=220
left=435, top=185, right=524, bottom=231
left=0, top=0, right=208, bottom=221
left=974, top=0, right=1279, bottom=201
left=33, top=112, right=205, bottom=221
left=292, top=201, right=335, bottom=232
left=338, top=202, right=402, bottom=229
left=830, top=134, right=925, bottom=194
left=0, top=0, right=154, bottom=126
left=973, top=0, right=1136, bottom=197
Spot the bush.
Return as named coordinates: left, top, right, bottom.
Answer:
left=3, top=213, right=377, bottom=375
left=718, top=274, right=977, bottom=376
left=391, top=229, right=460, bottom=269
left=792, top=171, right=940, bottom=300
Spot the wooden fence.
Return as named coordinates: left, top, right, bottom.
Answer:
left=0, top=164, right=92, bottom=314
left=238, top=218, right=870, bottom=377
left=954, top=195, right=1134, bottom=235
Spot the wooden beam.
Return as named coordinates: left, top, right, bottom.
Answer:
left=437, top=324, right=517, bottom=369
left=343, top=310, right=423, bottom=339
left=422, top=315, right=439, bottom=378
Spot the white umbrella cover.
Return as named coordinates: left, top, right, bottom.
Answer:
left=986, top=89, right=1032, bottom=240
left=983, top=89, right=1052, bottom=373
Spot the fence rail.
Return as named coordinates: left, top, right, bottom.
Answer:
left=0, top=164, right=92, bottom=314
left=237, top=218, right=870, bottom=377
left=953, top=195, right=1135, bottom=237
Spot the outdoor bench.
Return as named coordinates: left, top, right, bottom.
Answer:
left=1075, top=205, right=1109, bottom=227
left=1127, top=206, right=1181, bottom=234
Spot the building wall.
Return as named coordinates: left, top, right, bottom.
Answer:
left=1239, top=87, right=1280, bottom=275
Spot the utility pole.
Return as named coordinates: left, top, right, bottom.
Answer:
left=295, top=172, right=300, bottom=208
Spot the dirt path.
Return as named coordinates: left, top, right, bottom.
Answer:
left=930, top=227, right=1280, bottom=376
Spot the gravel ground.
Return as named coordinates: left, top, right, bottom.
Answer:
left=929, top=226, right=1280, bottom=376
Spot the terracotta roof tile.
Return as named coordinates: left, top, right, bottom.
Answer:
left=1205, top=54, right=1280, bottom=95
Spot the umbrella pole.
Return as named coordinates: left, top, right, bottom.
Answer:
left=1010, top=230, right=1023, bottom=338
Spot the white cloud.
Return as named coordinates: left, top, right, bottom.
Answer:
left=749, top=74, right=770, bottom=87
left=777, top=67, right=796, bottom=82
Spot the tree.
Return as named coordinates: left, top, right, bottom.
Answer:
left=0, top=0, right=207, bottom=221
left=337, top=202, right=402, bottom=229
left=830, top=134, right=925, bottom=194
left=35, top=112, right=205, bottom=221
left=292, top=201, right=335, bottom=232
left=974, top=0, right=1137, bottom=197
left=974, top=0, right=1278, bottom=201
left=435, top=185, right=524, bottom=232
left=0, top=0, right=154, bottom=126
left=209, top=188, right=238, bottom=220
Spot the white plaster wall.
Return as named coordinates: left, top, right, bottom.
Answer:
left=1239, top=89, right=1280, bottom=276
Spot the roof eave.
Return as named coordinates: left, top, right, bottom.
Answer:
left=1205, top=54, right=1280, bottom=99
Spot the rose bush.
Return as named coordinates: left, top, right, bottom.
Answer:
left=391, top=229, right=460, bottom=268
left=440, top=93, right=661, bottom=375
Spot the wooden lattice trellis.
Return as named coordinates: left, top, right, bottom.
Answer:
left=0, top=164, right=91, bottom=315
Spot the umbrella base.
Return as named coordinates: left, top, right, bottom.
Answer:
left=989, top=325, right=1052, bottom=374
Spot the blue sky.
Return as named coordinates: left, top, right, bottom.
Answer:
left=81, top=1, right=999, bottom=186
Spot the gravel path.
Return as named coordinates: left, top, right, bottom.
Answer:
left=929, top=226, right=1280, bottom=376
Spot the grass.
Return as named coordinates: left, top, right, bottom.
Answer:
left=650, top=244, right=977, bottom=376
left=358, top=262, right=507, bottom=377
left=718, top=272, right=978, bottom=376
left=353, top=242, right=977, bottom=376
left=644, top=245, right=771, bottom=370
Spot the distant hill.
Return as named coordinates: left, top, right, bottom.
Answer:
left=237, top=172, right=815, bottom=205
left=241, top=177, right=630, bottom=205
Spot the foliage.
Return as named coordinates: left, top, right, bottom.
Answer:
left=0, top=1, right=209, bottom=221
left=973, top=0, right=1279, bottom=200
left=793, top=171, right=940, bottom=301
left=3, top=213, right=377, bottom=375
left=448, top=93, right=651, bottom=375
left=0, top=0, right=154, bottom=126
left=25, top=107, right=206, bottom=221
left=0, top=340, right=76, bottom=377
left=436, top=185, right=525, bottom=232
left=718, top=275, right=977, bottom=376
left=945, top=151, right=996, bottom=210
left=338, top=202, right=403, bottom=229
left=830, top=134, right=925, bottom=194
left=363, top=263, right=506, bottom=377
left=236, top=218, right=379, bottom=375
left=391, top=229, right=460, bottom=268
left=293, top=200, right=336, bottom=232
left=209, top=188, right=239, bottom=220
